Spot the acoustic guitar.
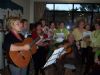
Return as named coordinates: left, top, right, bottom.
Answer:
left=9, top=37, right=40, bottom=68
left=57, top=47, right=72, bottom=62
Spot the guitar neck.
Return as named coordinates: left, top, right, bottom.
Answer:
left=30, top=37, right=40, bottom=47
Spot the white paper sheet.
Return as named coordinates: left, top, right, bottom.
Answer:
left=56, top=33, right=64, bottom=38
left=83, top=31, right=91, bottom=38
left=43, top=47, right=64, bottom=68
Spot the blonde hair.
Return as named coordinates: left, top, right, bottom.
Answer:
left=7, top=17, right=20, bottom=30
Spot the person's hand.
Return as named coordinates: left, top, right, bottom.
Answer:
left=23, top=44, right=30, bottom=51
left=36, top=42, right=44, bottom=46
left=83, top=36, right=90, bottom=42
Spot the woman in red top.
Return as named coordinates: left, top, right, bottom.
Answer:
left=32, top=22, right=49, bottom=75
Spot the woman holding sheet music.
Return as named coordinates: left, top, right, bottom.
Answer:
left=54, top=22, right=69, bottom=43
left=32, top=22, right=49, bottom=75
left=91, top=22, right=100, bottom=64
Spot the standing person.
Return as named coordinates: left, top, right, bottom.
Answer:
left=2, top=17, right=30, bottom=75
left=32, top=22, right=49, bottom=75
left=83, top=25, right=91, bottom=40
left=91, top=22, right=100, bottom=52
left=72, top=19, right=87, bottom=64
left=47, top=21, right=57, bottom=57
left=83, top=24, right=91, bottom=43
left=40, top=19, right=49, bottom=35
left=91, top=21, right=100, bottom=64
left=48, top=21, right=57, bottom=40
left=20, top=19, right=31, bottom=38
left=89, top=22, right=100, bottom=75
left=20, top=19, right=32, bottom=75
left=54, top=22, right=69, bottom=43
left=83, top=25, right=94, bottom=75
left=72, top=19, right=86, bottom=43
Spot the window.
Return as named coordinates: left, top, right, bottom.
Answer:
left=46, top=4, right=54, bottom=10
left=93, top=4, right=100, bottom=12
left=55, top=4, right=73, bottom=11
left=45, top=3, right=100, bottom=27
left=74, top=4, right=93, bottom=11
left=74, top=4, right=81, bottom=11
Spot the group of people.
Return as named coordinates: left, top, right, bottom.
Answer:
left=1, top=17, right=100, bottom=75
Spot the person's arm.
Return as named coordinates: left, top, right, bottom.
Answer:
left=10, top=44, right=30, bottom=51
left=2, top=34, right=30, bottom=51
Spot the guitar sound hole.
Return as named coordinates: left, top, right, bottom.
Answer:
left=18, top=51, right=25, bottom=60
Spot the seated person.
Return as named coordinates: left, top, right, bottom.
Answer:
left=88, top=54, right=100, bottom=75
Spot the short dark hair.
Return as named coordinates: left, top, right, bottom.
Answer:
left=20, top=19, right=28, bottom=23
left=34, top=22, right=42, bottom=28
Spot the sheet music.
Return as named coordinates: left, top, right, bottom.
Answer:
left=56, top=33, right=64, bottom=38
left=82, top=31, right=91, bottom=38
left=43, top=47, right=65, bottom=68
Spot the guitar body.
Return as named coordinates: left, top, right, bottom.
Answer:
left=58, top=47, right=72, bottom=62
left=65, top=47, right=72, bottom=54
left=9, top=38, right=37, bottom=68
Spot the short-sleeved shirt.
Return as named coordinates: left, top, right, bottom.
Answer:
left=54, top=28, right=69, bottom=43
left=72, top=28, right=87, bottom=48
left=2, top=31, right=24, bottom=64
left=90, top=30, right=100, bottom=48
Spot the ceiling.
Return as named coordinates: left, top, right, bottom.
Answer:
left=34, top=0, right=100, bottom=3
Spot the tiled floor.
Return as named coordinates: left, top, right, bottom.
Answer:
left=0, top=64, right=85, bottom=75
left=0, top=66, right=10, bottom=75
left=0, top=57, right=86, bottom=75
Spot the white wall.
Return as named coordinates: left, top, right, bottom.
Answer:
left=30, top=0, right=34, bottom=23
left=11, top=0, right=34, bottom=23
